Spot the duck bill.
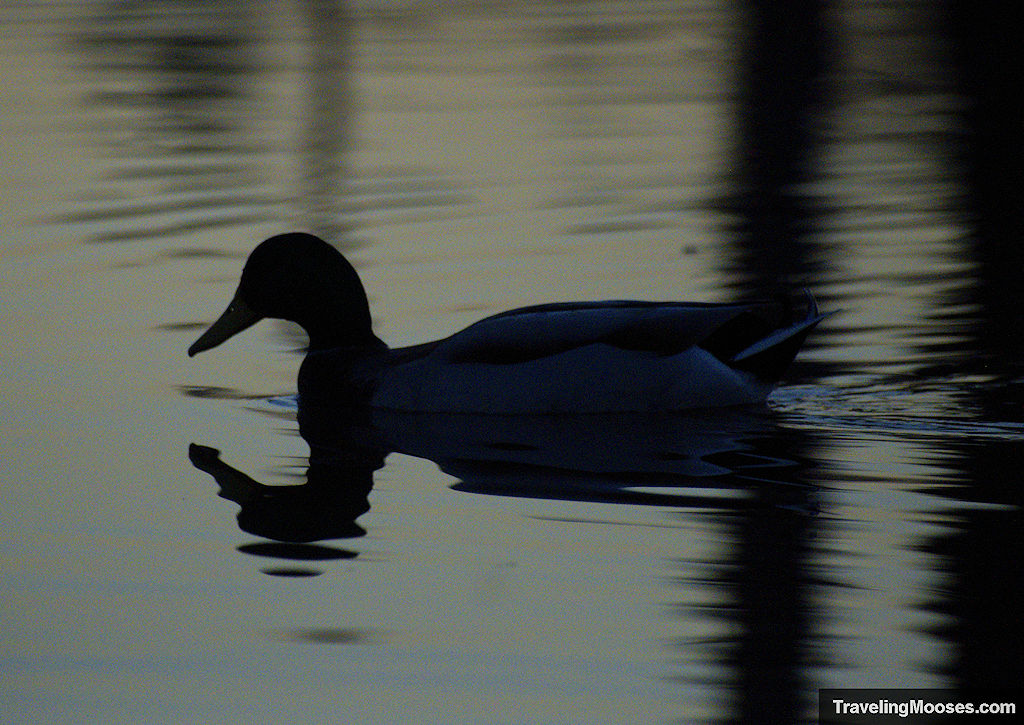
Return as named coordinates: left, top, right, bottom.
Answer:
left=188, top=292, right=262, bottom=357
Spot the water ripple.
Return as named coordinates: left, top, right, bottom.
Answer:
left=772, top=383, right=1024, bottom=441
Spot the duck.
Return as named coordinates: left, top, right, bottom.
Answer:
left=188, top=232, right=831, bottom=413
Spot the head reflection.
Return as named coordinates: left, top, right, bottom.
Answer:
left=188, top=438, right=382, bottom=575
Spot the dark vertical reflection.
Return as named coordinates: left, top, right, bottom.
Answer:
left=672, top=431, right=825, bottom=724
left=946, top=1, right=1024, bottom=373
left=723, top=0, right=833, bottom=295
left=918, top=2, right=1024, bottom=692
left=300, top=0, right=356, bottom=245
left=918, top=451, right=1024, bottom=691
left=728, top=475, right=816, bottom=722
left=705, top=3, right=837, bottom=721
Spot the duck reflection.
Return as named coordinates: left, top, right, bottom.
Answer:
left=368, top=407, right=812, bottom=510
left=188, top=419, right=384, bottom=576
left=188, top=442, right=378, bottom=540
left=191, top=394, right=820, bottom=718
left=190, top=399, right=815, bottom=552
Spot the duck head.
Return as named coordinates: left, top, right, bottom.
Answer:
left=188, top=233, right=382, bottom=356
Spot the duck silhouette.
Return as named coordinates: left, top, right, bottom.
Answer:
left=189, top=233, right=830, bottom=413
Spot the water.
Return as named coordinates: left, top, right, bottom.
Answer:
left=2, top=1, right=1021, bottom=723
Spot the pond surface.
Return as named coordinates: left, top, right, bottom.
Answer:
left=1, top=2, right=1021, bottom=723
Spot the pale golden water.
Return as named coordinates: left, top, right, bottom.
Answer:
left=2, top=2, right=1021, bottom=723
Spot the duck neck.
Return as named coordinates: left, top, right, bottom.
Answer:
left=305, top=318, right=386, bottom=353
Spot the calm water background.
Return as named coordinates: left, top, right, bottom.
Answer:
left=2, top=1, right=1021, bottom=723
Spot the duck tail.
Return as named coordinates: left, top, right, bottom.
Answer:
left=728, top=291, right=835, bottom=382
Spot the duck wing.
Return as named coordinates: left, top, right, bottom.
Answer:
left=437, top=300, right=794, bottom=365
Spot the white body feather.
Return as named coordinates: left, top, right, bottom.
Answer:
left=371, top=344, right=769, bottom=413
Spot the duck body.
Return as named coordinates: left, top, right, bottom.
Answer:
left=314, top=302, right=779, bottom=412
left=190, top=233, right=831, bottom=413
